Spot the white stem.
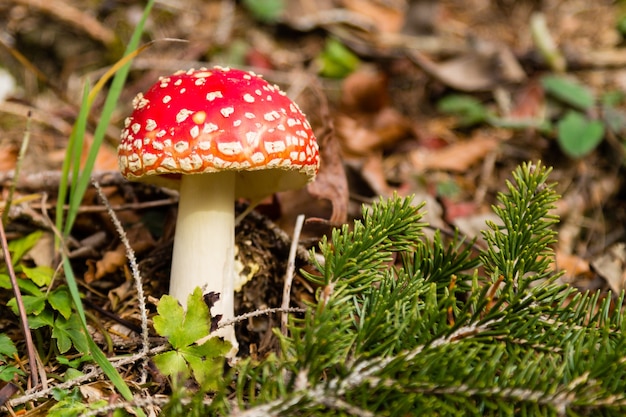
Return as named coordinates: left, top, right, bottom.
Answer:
left=169, top=172, right=238, bottom=352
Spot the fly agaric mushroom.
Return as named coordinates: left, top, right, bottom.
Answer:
left=118, top=67, right=320, bottom=350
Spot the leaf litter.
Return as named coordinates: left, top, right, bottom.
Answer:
left=1, top=0, right=626, bottom=413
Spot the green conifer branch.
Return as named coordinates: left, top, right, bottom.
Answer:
left=229, top=162, right=626, bottom=416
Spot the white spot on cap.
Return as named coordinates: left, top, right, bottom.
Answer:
left=152, top=141, right=164, bottom=151
left=206, top=91, right=223, bottom=101
left=277, top=124, right=286, bottom=131
left=132, top=93, right=149, bottom=110
left=180, top=88, right=186, bottom=94
left=221, top=107, right=235, bottom=117
left=190, top=154, right=203, bottom=169
left=218, top=141, right=244, bottom=155
left=133, top=139, right=142, bottom=149
left=243, top=74, right=252, bottom=80
left=255, top=89, right=262, bottom=96
left=156, top=130, right=167, bottom=138
left=287, top=118, right=298, bottom=127
left=131, top=123, right=141, bottom=134
left=203, top=123, right=219, bottom=133
left=145, top=119, right=157, bottom=131
left=179, top=157, right=193, bottom=171
left=251, top=152, right=265, bottom=163
left=194, top=78, right=206, bottom=86
left=244, top=112, right=255, bottom=119
left=190, top=125, right=200, bottom=138
left=290, top=151, right=299, bottom=160
left=143, top=153, right=158, bottom=166
left=264, top=111, right=280, bottom=122
left=243, top=93, right=255, bottom=103
left=265, top=140, right=286, bottom=154
left=163, top=95, right=172, bottom=104
left=246, top=131, right=258, bottom=145
left=176, top=109, right=194, bottom=123
left=198, top=140, right=212, bottom=150
left=233, top=120, right=242, bottom=127
left=161, top=157, right=177, bottom=170
left=174, top=79, right=183, bottom=86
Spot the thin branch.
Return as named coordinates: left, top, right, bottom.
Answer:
left=92, top=181, right=150, bottom=360
left=281, top=214, right=305, bottom=336
left=0, top=218, right=39, bottom=388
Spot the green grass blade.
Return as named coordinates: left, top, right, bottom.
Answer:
left=55, top=85, right=90, bottom=241
left=63, top=0, right=156, bottom=236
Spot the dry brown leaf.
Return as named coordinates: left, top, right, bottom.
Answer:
left=591, top=243, right=626, bottom=294
left=407, top=40, right=525, bottom=92
left=554, top=250, right=591, bottom=278
left=360, top=153, right=395, bottom=196
left=412, top=132, right=504, bottom=172
left=341, top=0, right=405, bottom=33
left=0, top=144, right=17, bottom=172
left=341, top=68, right=389, bottom=113
left=84, top=244, right=126, bottom=283
left=307, top=130, right=349, bottom=225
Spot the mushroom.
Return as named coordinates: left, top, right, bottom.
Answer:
left=118, top=67, right=320, bottom=351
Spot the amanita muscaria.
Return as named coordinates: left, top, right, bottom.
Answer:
left=118, top=66, right=320, bottom=351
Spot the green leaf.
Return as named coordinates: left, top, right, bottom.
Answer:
left=7, top=294, right=46, bottom=316
left=153, top=288, right=211, bottom=348
left=181, top=341, right=230, bottom=390
left=152, top=350, right=190, bottom=382
left=21, top=265, right=54, bottom=287
left=0, top=334, right=17, bottom=357
left=52, top=315, right=90, bottom=354
left=7, top=231, right=43, bottom=265
left=0, top=365, right=24, bottom=382
left=27, top=309, right=55, bottom=329
left=49, top=287, right=73, bottom=319
left=557, top=111, right=605, bottom=158
left=317, top=38, right=360, bottom=78
left=242, top=0, right=285, bottom=23
left=0, top=271, right=43, bottom=294
left=152, top=289, right=230, bottom=389
left=541, top=75, right=595, bottom=110
left=437, top=94, right=490, bottom=127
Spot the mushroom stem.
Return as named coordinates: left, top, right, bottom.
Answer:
left=170, top=171, right=238, bottom=350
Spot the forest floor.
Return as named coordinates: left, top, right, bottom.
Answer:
left=1, top=0, right=626, bottom=414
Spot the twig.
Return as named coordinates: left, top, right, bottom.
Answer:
left=0, top=217, right=39, bottom=388
left=92, top=181, right=150, bottom=375
left=281, top=214, right=305, bottom=336
left=5, top=344, right=169, bottom=409
left=219, top=307, right=306, bottom=328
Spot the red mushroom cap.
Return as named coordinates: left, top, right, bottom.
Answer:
left=118, top=67, right=320, bottom=198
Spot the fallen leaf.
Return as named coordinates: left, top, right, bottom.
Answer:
left=341, top=0, right=405, bottom=34
left=412, top=131, right=506, bottom=172
left=408, top=39, right=525, bottom=92
left=307, top=129, right=349, bottom=225
left=591, top=243, right=626, bottom=294
left=84, top=244, right=126, bottom=283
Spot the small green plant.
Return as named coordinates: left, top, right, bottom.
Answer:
left=152, top=288, right=231, bottom=390
left=0, top=334, right=24, bottom=382
left=316, top=37, right=361, bottom=78
left=0, top=232, right=86, bottom=355
left=156, top=162, right=626, bottom=415
left=437, top=75, right=626, bottom=160
left=242, top=0, right=286, bottom=23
